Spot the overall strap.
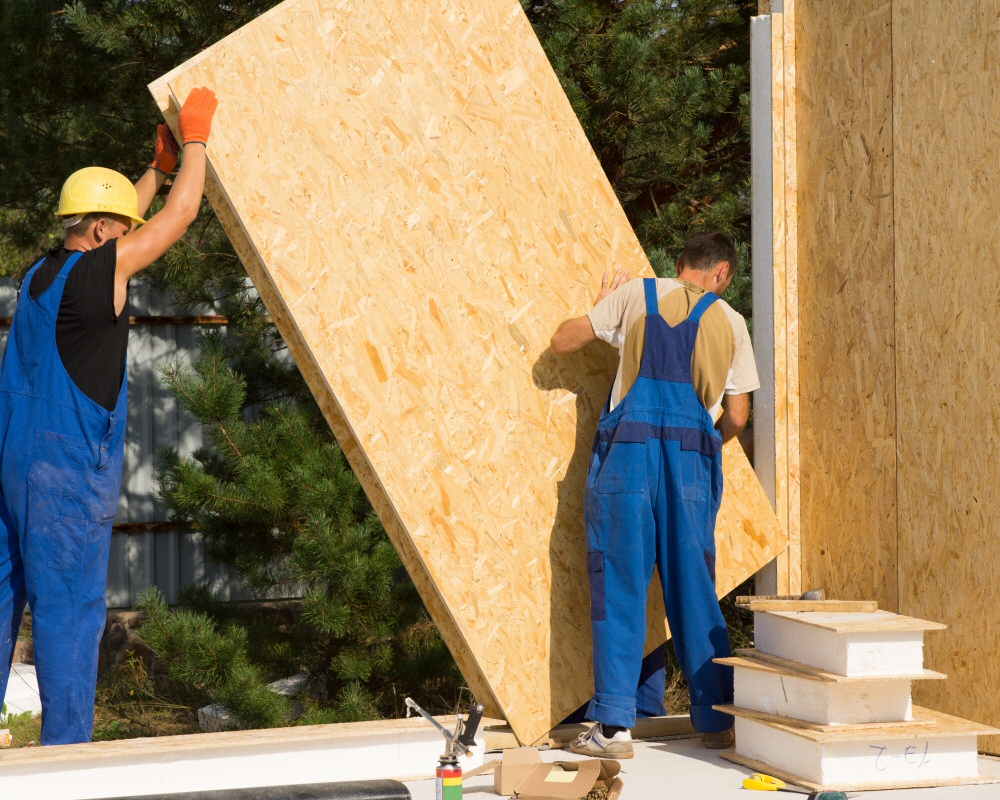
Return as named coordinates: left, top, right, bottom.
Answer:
left=643, top=278, right=659, bottom=317
left=57, top=251, right=85, bottom=282
left=687, top=292, right=719, bottom=325
left=20, top=255, right=49, bottom=288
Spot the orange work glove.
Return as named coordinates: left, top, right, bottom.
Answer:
left=151, top=124, right=179, bottom=174
left=178, top=86, right=219, bottom=145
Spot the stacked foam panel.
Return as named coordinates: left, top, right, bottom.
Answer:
left=716, top=607, right=1000, bottom=791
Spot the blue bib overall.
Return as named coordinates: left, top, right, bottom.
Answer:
left=585, top=278, right=734, bottom=732
left=0, top=252, right=127, bottom=745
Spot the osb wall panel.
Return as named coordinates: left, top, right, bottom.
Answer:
left=770, top=9, right=790, bottom=593
left=892, top=0, right=1000, bottom=752
left=150, top=0, right=785, bottom=744
left=795, top=0, right=898, bottom=609
left=768, top=4, right=799, bottom=595
left=781, top=0, right=800, bottom=595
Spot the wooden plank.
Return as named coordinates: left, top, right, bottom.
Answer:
left=723, top=650, right=946, bottom=683
left=725, top=706, right=999, bottom=743
left=890, top=0, right=1000, bottom=757
left=0, top=715, right=498, bottom=800
left=769, top=9, right=789, bottom=594
left=736, top=597, right=878, bottom=613
left=714, top=703, right=935, bottom=733
left=722, top=752, right=1000, bottom=793
left=148, top=0, right=786, bottom=745
left=483, top=715, right=694, bottom=751
left=794, top=0, right=899, bottom=611
left=0, top=715, right=481, bottom=766
left=782, top=0, right=800, bottom=597
left=759, top=610, right=945, bottom=634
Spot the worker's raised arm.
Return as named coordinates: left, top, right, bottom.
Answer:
left=116, top=88, right=218, bottom=283
left=718, top=392, right=750, bottom=443
left=132, top=125, right=179, bottom=216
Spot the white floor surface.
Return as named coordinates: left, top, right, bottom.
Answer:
left=404, top=737, right=1000, bottom=799
left=2, top=663, right=41, bottom=716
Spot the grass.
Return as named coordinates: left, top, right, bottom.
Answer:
left=1, top=707, right=40, bottom=747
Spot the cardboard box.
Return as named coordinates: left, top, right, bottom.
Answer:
left=516, top=759, right=623, bottom=800
left=478, top=746, right=624, bottom=800
left=495, top=747, right=544, bottom=796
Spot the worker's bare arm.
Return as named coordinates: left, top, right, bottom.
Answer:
left=116, top=142, right=206, bottom=282
left=718, top=392, right=750, bottom=443
left=552, top=269, right=631, bottom=354
left=551, top=316, right=597, bottom=354
left=133, top=168, right=167, bottom=218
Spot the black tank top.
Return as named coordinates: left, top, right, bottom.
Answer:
left=26, top=241, right=129, bottom=411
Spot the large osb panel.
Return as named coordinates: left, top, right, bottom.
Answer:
left=150, top=0, right=785, bottom=743
left=892, top=0, right=1000, bottom=752
left=795, top=0, right=898, bottom=610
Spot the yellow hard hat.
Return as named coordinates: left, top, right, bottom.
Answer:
left=56, top=166, right=145, bottom=227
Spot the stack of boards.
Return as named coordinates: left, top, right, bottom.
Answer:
left=715, top=600, right=1000, bottom=791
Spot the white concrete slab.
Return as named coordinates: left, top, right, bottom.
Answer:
left=2, top=663, right=41, bottom=716
left=404, top=738, right=1000, bottom=799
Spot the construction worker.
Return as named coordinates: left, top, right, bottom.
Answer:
left=0, top=87, right=218, bottom=745
left=551, top=232, right=759, bottom=758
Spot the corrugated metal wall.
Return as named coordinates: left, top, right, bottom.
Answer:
left=0, top=278, right=255, bottom=607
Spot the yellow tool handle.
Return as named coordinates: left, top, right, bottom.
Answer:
left=743, top=773, right=787, bottom=791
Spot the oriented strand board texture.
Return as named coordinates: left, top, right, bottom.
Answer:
left=781, top=0, right=801, bottom=595
left=150, top=0, right=785, bottom=744
left=795, top=0, right=899, bottom=611
left=768, top=5, right=799, bottom=595
left=770, top=10, right=790, bottom=593
left=891, top=0, right=1000, bottom=754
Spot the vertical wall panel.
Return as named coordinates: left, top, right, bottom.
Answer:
left=892, top=0, right=1000, bottom=751
left=796, top=1, right=898, bottom=609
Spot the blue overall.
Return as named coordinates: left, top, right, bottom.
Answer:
left=585, top=278, right=734, bottom=732
left=0, top=252, right=127, bottom=745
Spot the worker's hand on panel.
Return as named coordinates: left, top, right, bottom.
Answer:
left=594, top=268, right=631, bottom=306
left=151, top=124, right=180, bottom=175
left=178, top=86, right=219, bottom=145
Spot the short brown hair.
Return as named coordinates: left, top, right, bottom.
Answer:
left=677, top=232, right=738, bottom=276
left=64, top=211, right=130, bottom=238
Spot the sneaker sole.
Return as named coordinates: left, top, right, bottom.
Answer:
left=566, top=743, right=635, bottom=760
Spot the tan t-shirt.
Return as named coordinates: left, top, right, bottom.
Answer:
left=587, top=278, right=759, bottom=420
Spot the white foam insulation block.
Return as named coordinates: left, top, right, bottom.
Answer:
left=734, top=717, right=979, bottom=787
left=734, top=665, right=914, bottom=725
left=753, top=611, right=940, bottom=676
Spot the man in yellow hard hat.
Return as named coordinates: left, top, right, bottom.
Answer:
left=0, top=87, right=218, bottom=745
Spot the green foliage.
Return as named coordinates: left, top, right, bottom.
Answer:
left=138, top=587, right=289, bottom=728
left=524, top=0, right=754, bottom=318
left=0, top=0, right=278, bottom=262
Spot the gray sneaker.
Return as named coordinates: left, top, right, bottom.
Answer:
left=566, top=724, right=634, bottom=759
left=701, top=727, right=735, bottom=749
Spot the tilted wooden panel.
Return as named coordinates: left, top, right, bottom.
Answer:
left=795, top=0, right=899, bottom=611
left=891, top=0, right=1000, bottom=754
left=150, top=0, right=785, bottom=744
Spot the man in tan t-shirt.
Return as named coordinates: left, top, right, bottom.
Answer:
left=551, top=232, right=758, bottom=758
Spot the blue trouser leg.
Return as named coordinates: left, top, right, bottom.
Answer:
left=23, top=481, right=112, bottom=746
left=635, top=647, right=667, bottom=718
left=0, top=494, right=26, bottom=706
left=657, top=445, right=733, bottom=733
left=585, top=441, right=655, bottom=729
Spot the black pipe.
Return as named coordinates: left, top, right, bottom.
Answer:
left=99, top=781, right=411, bottom=800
